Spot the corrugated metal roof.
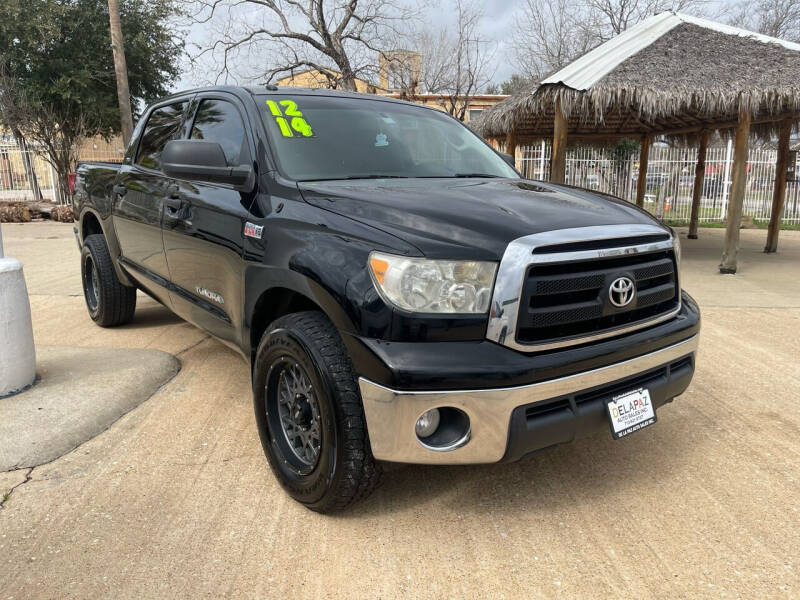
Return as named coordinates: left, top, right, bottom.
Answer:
left=541, top=11, right=800, bottom=91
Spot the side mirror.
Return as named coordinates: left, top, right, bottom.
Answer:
left=162, top=140, right=253, bottom=188
left=499, top=152, right=515, bottom=168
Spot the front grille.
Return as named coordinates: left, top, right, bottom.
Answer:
left=523, top=354, right=694, bottom=422
left=516, top=249, right=679, bottom=345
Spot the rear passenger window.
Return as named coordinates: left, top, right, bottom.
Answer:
left=190, top=99, right=251, bottom=166
left=135, top=102, right=188, bottom=170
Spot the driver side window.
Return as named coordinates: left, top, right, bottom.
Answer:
left=135, top=101, right=188, bottom=171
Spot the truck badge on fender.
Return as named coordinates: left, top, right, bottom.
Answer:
left=195, top=286, right=225, bottom=305
left=244, top=222, right=263, bottom=239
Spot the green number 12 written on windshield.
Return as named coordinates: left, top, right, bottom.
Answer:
left=266, top=100, right=314, bottom=138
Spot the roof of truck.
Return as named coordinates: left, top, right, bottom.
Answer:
left=158, top=85, right=423, bottom=109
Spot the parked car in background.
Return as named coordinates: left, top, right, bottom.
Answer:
left=631, top=166, right=669, bottom=188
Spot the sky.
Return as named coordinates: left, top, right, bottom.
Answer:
left=177, top=0, right=526, bottom=90
left=176, top=0, right=733, bottom=92
left=428, top=0, right=520, bottom=85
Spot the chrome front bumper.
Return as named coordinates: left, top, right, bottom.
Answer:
left=359, top=334, right=699, bottom=464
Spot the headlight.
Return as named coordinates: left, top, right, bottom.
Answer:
left=368, top=252, right=497, bottom=314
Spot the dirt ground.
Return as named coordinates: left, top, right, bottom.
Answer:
left=1, top=222, right=799, bottom=599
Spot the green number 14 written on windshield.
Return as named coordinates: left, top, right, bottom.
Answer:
left=266, top=100, right=314, bottom=138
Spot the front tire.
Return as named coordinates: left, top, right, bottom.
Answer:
left=253, top=311, right=381, bottom=512
left=81, top=234, right=137, bottom=327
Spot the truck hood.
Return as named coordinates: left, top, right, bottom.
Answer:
left=298, top=178, right=665, bottom=260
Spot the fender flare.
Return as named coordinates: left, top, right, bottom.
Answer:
left=243, top=265, right=358, bottom=356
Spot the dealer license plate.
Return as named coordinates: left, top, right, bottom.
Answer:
left=606, top=387, right=656, bottom=440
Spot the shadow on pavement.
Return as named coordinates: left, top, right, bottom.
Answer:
left=121, top=301, right=184, bottom=329
left=346, top=407, right=705, bottom=518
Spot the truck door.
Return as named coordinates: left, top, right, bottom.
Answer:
left=114, top=100, right=189, bottom=303
left=161, top=95, right=256, bottom=345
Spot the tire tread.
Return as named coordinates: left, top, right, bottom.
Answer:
left=82, top=234, right=137, bottom=327
left=258, top=311, right=382, bottom=512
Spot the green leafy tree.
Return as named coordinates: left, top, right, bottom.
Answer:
left=489, top=74, right=533, bottom=96
left=0, top=0, right=184, bottom=203
left=501, top=75, right=533, bottom=95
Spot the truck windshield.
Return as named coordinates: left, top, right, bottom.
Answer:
left=257, top=94, right=519, bottom=181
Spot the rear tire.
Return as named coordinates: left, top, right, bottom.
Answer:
left=81, top=234, right=137, bottom=327
left=253, top=311, right=382, bottom=513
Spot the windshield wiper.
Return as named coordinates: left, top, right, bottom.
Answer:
left=344, top=175, right=410, bottom=180
left=300, top=175, right=410, bottom=182
left=451, top=173, right=503, bottom=178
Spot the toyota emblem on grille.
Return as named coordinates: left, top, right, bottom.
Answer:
left=609, top=276, right=635, bottom=308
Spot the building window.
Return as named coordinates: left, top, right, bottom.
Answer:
left=468, top=109, right=483, bottom=122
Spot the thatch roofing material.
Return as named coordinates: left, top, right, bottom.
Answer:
left=541, top=12, right=800, bottom=91
left=477, top=12, right=800, bottom=141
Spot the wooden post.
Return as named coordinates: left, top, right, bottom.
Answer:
left=719, top=109, right=751, bottom=274
left=550, top=97, right=568, bottom=184
left=764, top=118, right=792, bottom=253
left=505, top=130, right=517, bottom=168
left=635, top=135, right=651, bottom=207
left=688, top=130, right=709, bottom=239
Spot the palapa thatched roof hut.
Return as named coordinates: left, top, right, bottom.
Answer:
left=477, top=12, right=800, bottom=272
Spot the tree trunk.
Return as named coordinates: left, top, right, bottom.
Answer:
left=0, top=151, right=13, bottom=192
left=337, top=60, right=358, bottom=92
left=340, top=76, right=357, bottom=91
left=108, top=0, right=134, bottom=145
left=57, top=171, right=71, bottom=205
left=12, top=129, right=43, bottom=202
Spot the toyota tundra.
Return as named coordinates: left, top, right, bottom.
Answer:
left=73, top=86, right=700, bottom=512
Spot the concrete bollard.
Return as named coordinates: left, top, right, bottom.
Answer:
left=0, top=225, right=37, bottom=397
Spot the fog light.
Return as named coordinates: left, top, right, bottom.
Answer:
left=414, top=408, right=441, bottom=438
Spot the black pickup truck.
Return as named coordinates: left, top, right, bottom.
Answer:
left=73, top=86, right=700, bottom=512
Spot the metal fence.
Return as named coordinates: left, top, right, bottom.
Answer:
left=0, top=145, right=59, bottom=203
left=0, top=143, right=124, bottom=205
left=518, top=141, right=800, bottom=224
left=3, top=137, right=800, bottom=224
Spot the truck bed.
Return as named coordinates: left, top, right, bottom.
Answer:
left=73, top=161, right=123, bottom=220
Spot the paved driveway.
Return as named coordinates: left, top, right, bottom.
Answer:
left=1, top=222, right=799, bottom=599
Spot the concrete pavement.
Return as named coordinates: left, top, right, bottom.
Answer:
left=0, top=222, right=799, bottom=599
left=0, top=346, right=179, bottom=471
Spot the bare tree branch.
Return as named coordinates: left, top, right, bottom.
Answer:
left=510, top=0, right=709, bottom=82
left=185, top=0, right=420, bottom=90
left=728, top=0, right=800, bottom=41
left=388, top=0, right=493, bottom=121
left=511, top=0, right=599, bottom=80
